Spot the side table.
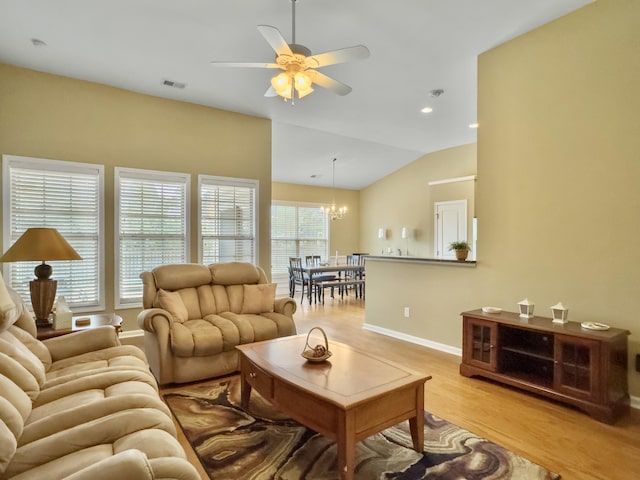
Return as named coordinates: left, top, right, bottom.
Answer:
left=37, top=314, right=123, bottom=341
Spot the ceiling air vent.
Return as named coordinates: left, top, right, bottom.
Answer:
left=162, top=79, right=186, bottom=89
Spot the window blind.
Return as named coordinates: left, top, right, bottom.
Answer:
left=2, top=155, right=104, bottom=310
left=199, top=175, right=257, bottom=265
left=115, top=168, right=190, bottom=307
left=271, top=201, right=328, bottom=275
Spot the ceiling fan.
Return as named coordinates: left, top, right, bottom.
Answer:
left=210, top=0, right=370, bottom=102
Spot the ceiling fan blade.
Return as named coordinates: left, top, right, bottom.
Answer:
left=257, top=25, right=293, bottom=56
left=309, top=71, right=352, bottom=96
left=210, top=61, right=280, bottom=68
left=264, top=86, right=278, bottom=97
left=307, top=45, right=370, bottom=68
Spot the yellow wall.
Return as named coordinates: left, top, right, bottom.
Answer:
left=272, top=182, right=360, bottom=257
left=364, top=0, right=640, bottom=397
left=360, top=143, right=476, bottom=257
left=0, top=64, right=272, bottom=331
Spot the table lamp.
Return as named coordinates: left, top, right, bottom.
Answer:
left=0, top=228, right=82, bottom=327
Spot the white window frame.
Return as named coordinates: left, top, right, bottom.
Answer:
left=271, top=200, right=330, bottom=276
left=198, top=175, right=258, bottom=265
left=114, top=167, right=190, bottom=309
left=2, top=155, right=105, bottom=312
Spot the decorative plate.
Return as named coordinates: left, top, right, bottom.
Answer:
left=581, top=322, right=610, bottom=331
left=482, top=307, right=502, bottom=314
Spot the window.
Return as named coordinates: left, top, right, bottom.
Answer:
left=199, top=175, right=258, bottom=265
left=2, top=155, right=104, bottom=310
left=115, top=168, right=190, bottom=307
left=271, top=201, right=329, bottom=275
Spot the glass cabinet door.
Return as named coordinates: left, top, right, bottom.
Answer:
left=464, top=318, right=498, bottom=371
left=554, top=335, right=600, bottom=401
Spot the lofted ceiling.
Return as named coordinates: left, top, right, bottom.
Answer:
left=0, top=0, right=592, bottom=189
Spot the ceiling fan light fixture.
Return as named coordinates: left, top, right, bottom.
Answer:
left=271, top=72, right=290, bottom=91
left=294, top=71, right=312, bottom=91
left=211, top=0, right=369, bottom=101
left=271, top=70, right=314, bottom=100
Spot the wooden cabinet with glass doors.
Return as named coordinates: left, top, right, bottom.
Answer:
left=460, top=309, right=629, bottom=424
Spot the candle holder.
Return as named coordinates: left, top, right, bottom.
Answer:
left=550, top=302, right=569, bottom=324
left=517, top=298, right=535, bottom=319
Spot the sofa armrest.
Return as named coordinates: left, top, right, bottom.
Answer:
left=137, top=308, right=174, bottom=332
left=274, top=297, right=297, bottom=318
left=43, top=326, right=121, bottom=362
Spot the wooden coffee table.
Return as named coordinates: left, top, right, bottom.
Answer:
left=236, top=335, right=431, bottom=480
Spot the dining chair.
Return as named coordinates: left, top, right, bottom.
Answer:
left=289, top=257, right=315, bottom=304
left=306, top=255, right=338, bottom=301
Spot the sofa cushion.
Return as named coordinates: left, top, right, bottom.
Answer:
left=5, top=410, right=177, bottom=479
left=43, top=347, right=154, bottom=390
left=0, top=288, right=26, bottom=334
left=171, top=320, right=223, bottom=357
left=7, top=326, right=52, bottom=371
left=156, top=289, right=188, bottom=322
left=0, top=418, right=17, bottom=476
left=241, top=283, right=276, bottom=314
left=218, top=312, right=280, bottom=344
left=209, top=262, right=262, bottom=285
left=0, top=333, right=45, bottom=399
left=0, top=374, right=31, bottom=428
left=153, top=264, right=211, bottom=291
left=23, top=384, right=170, bottom=446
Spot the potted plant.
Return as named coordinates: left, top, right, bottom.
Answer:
left=449, top=241, right=471, bottom=261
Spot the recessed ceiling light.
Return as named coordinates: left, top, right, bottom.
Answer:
left=30, top=38, right=47, bottom=47
left=421, top=107, right=433, bottom=113
left=469, top=123, right=479, bottom=129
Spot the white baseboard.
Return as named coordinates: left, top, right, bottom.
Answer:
left=362, top=323, right=640, bottom=411
left=362, top=323, right=462, bottom=357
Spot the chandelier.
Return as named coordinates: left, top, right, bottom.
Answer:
left=321, top=158, right=347, bottom=221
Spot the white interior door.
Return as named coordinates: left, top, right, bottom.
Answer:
left=434, top=200, right=467, bottom=259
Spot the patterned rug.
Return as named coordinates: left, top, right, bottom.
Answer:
left=164, top=377, right=560, bottom=480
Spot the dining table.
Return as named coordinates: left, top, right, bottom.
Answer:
left=300, top=264, right=365, bottom=304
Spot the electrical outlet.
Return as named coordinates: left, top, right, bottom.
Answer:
left=403, top=307, right=410, bottom=318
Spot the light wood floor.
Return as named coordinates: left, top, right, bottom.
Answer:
left=160, top=296, right=640, bottom=480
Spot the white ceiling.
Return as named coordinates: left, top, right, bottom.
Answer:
left=0, top=0, right=592, bottom=189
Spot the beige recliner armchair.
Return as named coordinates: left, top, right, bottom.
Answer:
left=137, top=262, right=297, bottom=385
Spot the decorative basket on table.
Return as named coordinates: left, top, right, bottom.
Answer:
left=301, top=326, right=332, bottom=362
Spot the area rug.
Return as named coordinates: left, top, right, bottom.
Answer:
left=164, top=377, right=560, bottom=480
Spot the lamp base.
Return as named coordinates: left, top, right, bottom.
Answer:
left=30, top=279, right=57, bottom=328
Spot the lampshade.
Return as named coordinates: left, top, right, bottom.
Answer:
left=401, top=227, right=409, bottom=239
left=0, top=228, right=82, bottom=327
left=0, top=228, right=82, bottom=265
left=378, top=228, right=386, bottom=239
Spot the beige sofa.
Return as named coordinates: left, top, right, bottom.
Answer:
left=0, top=288, right=199, bottom=480
left=137, top=262, right=297, bottom=385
